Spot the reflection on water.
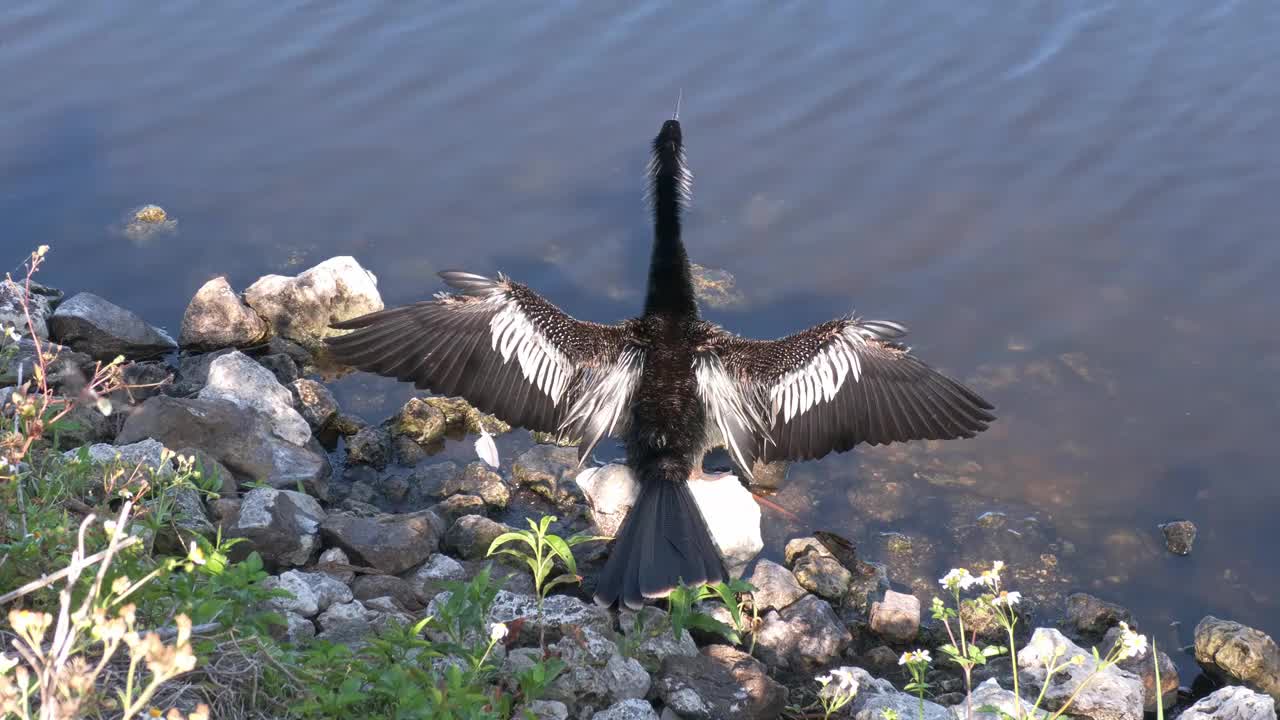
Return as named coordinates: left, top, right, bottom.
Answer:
left=4, top=0, right=1279, bottom=675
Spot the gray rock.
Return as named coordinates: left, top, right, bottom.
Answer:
left=786, top=538, right=851, bottom=601
left=64, top=438, right=174, bottom=478
left=197, top=351, right=311, bottom=447
left=48, top=292, right=177, bottom=360
left=1103, top=624, right=1179, bottom=711
left=1064, top=592, right=1132, bottom=640
left=513, top=444, right=582, bottom=506
left=208, top=498, right=240, bottom=529
left=345, top=426, right=391, bottom=469
left=1018, top=627, right=1144, bottom=720
left=352, top=574, right=422, bottom=612
left=291, top=570, right=353, bottom=612
left=117, top=395, right=330, bottom=497
left=618, top=606, right=697, bottom=672
left=258, top=353, right=299, bottom=385
left=0, top=278, right=52, bottom=339
left=428, top=590, right=611, bottom=648
left=654, top=644, right=787, bottom=720
left=443, top=462, right=511, bottom=510
left=227, top=488, right=326, bottom=571
left=870, top=589, right=921, bottom=643
left=153, top=485, right=214, bottom=554
left=320, top=510, right=442, bottom=575
left=406, top=553, right=466, bottom=605
left=832, top=666, right=949, bottom=720
left=165, top=349, right=232, bottom=397
left=950, top=678, right=1049, bottom=719
left=443, top=514, right=510, bottom=560
left=545, top=626, right=650, bottom=713
left=429, top=494, right=487, bottom=525
left=273, top=612, right=316, bottom=645
left=748, top=559, right=808, bottom=612
left=364, top=596, right=415, bottom=627
left=1179, top=686, right=1277, bottom=720
left=514, top=700, right=570, bottom=720
left=316, top=600, right=376, bottom=644
left=1159, top=519, right=1197, bottom=556
left=1195, top=616, right=1280, bottom=701
left=116, top=360, right=171, bottom=405
left=245, top=256, right=383, bottom=350
left=0, top=337, right=93, bottom=391
left=754, top=594, right=851, bottom=671
left=179, top=276, right=268, bottom=350
left=591, top=700, right=658, bottom=720
left=290, top=379, right=338, bottom=431
left=576, top=463, right=761, bottom=577
left=263, top=571, right=321, bottom=617
left=317, top=547, right=355, bottom=584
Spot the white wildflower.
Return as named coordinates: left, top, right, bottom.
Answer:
left=830, top=667, right=859, bottom=693
left=977, top=560, right=1004, bottom=589
left=2, top=325, right=19, bottom=342
left=940, top=568, right=977, bottom=591
left=815, top=673, right=833, bottom=687
left=489, top=622, right=509, bottom=643
left=474, top=428, right=499, bottom=469
left=1116, top=622, right=1148, bottom=660
left=899, top=649, right=932, bottom=665
left=96, top=396, right=113, bottom=417
left=992, top=591, right=1022, bottom=608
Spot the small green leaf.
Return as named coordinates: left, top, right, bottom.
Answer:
left=543, top=534, right=578, bottom=576
left=488, top=531, right=536, bottom=555
left=543, top=573, right=582, bottom=595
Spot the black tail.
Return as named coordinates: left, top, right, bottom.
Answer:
left=593, top=466, right=727, bottom=609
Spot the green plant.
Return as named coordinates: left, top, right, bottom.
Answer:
left=0, top=503, right=207, bottom=720
left=932, top=565, right=1007, bottom=720
left=486, top=516, right=602, bottom=652
left=899, top=649, right=931, bottom=719
left=666, top=578, right=754, bottom=646
left=814, top=667, right=859, bottom=719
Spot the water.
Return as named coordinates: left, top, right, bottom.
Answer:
left=4, top=1, right=1279, bottom=673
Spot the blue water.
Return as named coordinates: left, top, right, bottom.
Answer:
left=4, top=0, right=1279, bottom=675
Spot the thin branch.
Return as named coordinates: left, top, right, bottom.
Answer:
left=0, top=535, right=140, bottom=605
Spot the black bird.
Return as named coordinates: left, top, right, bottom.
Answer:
left=324, top=114, right=995, bottom=609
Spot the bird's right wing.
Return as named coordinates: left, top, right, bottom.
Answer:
left=326, top=271, right=643, bottom=462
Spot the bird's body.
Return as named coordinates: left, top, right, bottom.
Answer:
left=325, top=116, right=995, bottom=609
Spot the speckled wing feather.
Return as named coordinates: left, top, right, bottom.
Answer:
left=326, top=271, right=641, bottom=460
left=699, top=318, right=994, bottom=474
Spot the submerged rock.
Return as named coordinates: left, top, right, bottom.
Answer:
left=443, top=462, right=510, bottom=510
left=227, top=488, right=326, bottom=571
left=392, top=397, right=448, bottom=446
left=49, top=292, right=177, bottom=360
left=1195, top=616, right=1280, bottom=701
left=179, top=276, right=268, bottom=350
left=1018, top=627, right=1144, bottom=720
left=246, top=256, right=383, bottom=350
left=1159, top=519, right=1197, bottom=556
left=421, top=395, right=510, bottom=435
left=1064, top=592, right=1132, bottom=641
left=1178, top=686, right=1277, bottom=720
left=345, top=425, right=392, bottom=469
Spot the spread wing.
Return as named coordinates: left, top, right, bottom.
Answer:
left=325, top=271, right=643, bottom=462
left=697, top=317, right=994, bottom=477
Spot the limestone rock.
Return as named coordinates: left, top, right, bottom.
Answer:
left=49, top=292, right=177, bottom=360
left=406, top=553, right=466, bottom=605
left=0, top=278, right=52, bottom=339
left=1178, top=686, right=1277, bottom=720
left=290, top=378, right=338, bottom=431
left=1018, top=627, right=1144, bottom=720
left=870, top=589, right=921, bottom=643
left=748, top=559, right=807, bottom=612
left=591, top=700, right=658, bottom=720
left=179, top=276, right=268, bottom=349
left=227, top=488, right=326, bottom=571
left=351, top=574, right=422, bottom=612
left=1195, top=617, right=1280, bottom=701
left=754, top=594, right=851, bottom=671
left=655, top=644, right=787, bottom=720
left=345, top=425, right=391, bottom=469
left=618, top=606, right=697, bottom=672
left=1159, top=519, right=1197, bottom=556
left=246, top=256, right=383, bottom=350
left=443, top=461, right=510, bottom=510
left=1064, top=592, right=1132, bottom=641
left=197, top=350, right=311, bottom=446
left=317, top=547, right=355, bottom=584
left=442, top=514, right=510, bottom=560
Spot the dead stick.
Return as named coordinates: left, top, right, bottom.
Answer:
left=0, top=535, right=140, bottom=605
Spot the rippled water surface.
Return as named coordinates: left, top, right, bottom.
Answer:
left=4, top=1, right=1279, bottom=672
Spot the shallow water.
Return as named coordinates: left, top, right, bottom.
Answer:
left=4, top=1, right=1279, bottom=674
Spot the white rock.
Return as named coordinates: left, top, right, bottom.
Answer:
left=1018, top=627, right=1144, bottom=720
left=278, top=612, right=316, bottom=644
left=263, top=572, right=320, bottom=617
left=591, top=699, right=659, bottom=720
left=950, top=679, right=1049, bottom=719
left=179, top=276, right=268, bottom=349
left=198, top=351, right=311, bottom=446
left=245, top=256, right=383, bottom=349
left=575, top=464, right=762, bottom=576
left=1179, top=686, right=1277, bottom=720
left=316, top=600, right=376, bottom=644
left=290, top=570, right=353, bottom=613
left=64, top=439, right=174, bottom=478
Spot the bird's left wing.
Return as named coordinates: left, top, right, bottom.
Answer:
left=696, top=317, right=994, bottom=478
left=325, top=271, right=643, bottom=463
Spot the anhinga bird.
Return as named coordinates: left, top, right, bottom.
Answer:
left=324, top=113, right=995, bottom=609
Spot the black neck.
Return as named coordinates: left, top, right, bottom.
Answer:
left=643, top=120, right=698, bottom=319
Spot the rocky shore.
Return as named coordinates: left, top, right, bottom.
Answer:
left=3, top=255, right=1276, bottom=720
